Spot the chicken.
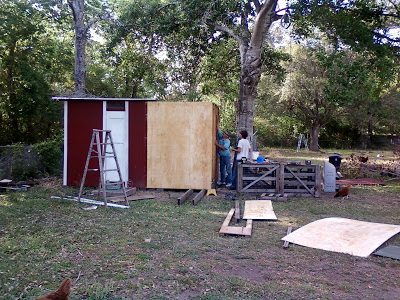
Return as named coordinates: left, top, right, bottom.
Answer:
left=334, top=185, right=352, bottom=199
left=358, top=156, right=369, bottom=163
left=37, top=279, right=71, bottom=300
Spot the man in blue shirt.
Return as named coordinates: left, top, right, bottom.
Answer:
left=216, top=131, right=232, bottom=187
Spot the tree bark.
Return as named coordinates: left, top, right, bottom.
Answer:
left=237, top=46, right=261, bottom=138
left=236, top=0, right=278, bottom=139
left=68, top=0, right=87, bottom=95
left=309, top=122, right=321, bottom=151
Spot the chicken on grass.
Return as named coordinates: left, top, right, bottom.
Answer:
left=334, top=185, right=352, bottom=199
left=37, top=279, right=71, bottom=300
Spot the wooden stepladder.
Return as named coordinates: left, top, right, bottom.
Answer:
left=78, top=129, right=129, bottom=207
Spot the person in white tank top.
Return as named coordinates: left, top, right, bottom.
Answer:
left=230, top=130, right=251, bottom=189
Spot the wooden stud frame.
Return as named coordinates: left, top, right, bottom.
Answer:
left=219, top=208, right=253, bottom=236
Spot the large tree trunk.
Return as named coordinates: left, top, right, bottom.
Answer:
left=237, top=47, right=262, bottom=139
left=236, top=0, right=278, bottom=141
left=309, top=122, right=321, bottom=152
left=68, top=0, right=87, bottom=95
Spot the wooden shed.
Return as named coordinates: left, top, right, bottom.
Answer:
left=56, top=97, right=218, bottom=190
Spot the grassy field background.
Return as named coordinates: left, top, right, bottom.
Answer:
left=1, top=149, right=399, bottom=299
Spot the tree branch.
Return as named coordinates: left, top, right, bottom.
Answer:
left=373, top=30, right=400, bottom=44
left=253, top=0, right=261, bottom=14
left=388, top=0, right=400, bottom=14
left=250, top=0, right=278, bottom=48
left=215, top=24, right=244, bottom=45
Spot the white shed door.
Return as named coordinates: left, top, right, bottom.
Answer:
left=104, top=107, right=128, bottom=183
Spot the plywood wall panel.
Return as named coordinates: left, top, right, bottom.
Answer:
left=147, top=102, right=216, bottom=190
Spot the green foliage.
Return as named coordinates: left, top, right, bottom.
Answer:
left=291, top=0, right=399, bottom=57
left=86, top=39, right=168, bottom=98
left=0, top=0, right=73, bottom=145
left=0, top=138, right=61, bottom=180
left=198, top=39, right=240, bottom=132
left=32, top=138, right=62, bottom=176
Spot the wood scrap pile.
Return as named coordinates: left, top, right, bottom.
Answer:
left=219, top=200, right=277, bottom=237
left=0, top=179, right=31, bottom=192
left=341, top=154, right=400, bottom=180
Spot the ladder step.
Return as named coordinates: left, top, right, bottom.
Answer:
left=88, top=168, right=119, bottom=172
left=106, top=182, right=124, bottom=186
left=91, top=155, right=116, bottom=158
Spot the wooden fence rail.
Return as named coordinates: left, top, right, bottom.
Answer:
left=237, top=163, right=321, bottom=197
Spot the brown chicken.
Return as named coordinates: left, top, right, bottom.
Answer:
left=358, top=156, right=369, bottom=163
left=37, top=279, right=71, bottom=300
left=334, top=185, right=352, bottom=199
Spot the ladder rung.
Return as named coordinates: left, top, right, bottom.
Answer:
left=88, top=168, right=118, bottom=172
left=91, top=155, right=116, bottom=158
left=97, top=143, right=113, bottom=145
left=106, top=182, right=124, bottom=186
left=93, top=129, right=111, bottom=132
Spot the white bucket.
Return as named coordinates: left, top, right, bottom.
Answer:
left=252, top=151, right=260, bottom=160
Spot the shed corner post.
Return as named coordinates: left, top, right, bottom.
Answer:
left=237, top=163, right=243, bottom=192
left=278, top=163, right=285, bottom=194
left=314, top=165, right=322, bottom=198
left=63, top=101, right=68, bottom=186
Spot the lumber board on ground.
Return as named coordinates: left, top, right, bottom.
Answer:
left=92, top=188, right=136, bottom=197
left=111, top=195, right=155, bottom=203
left=235, top=200, right=240, bottom=223
left=178, top=189, right=194, bottom=205
left=192, top=189, right=206, bottom=205
left=219, top=208, right=252, bottom=236
left=240, top=189, right=277, bottom=193
left=50, top=196, right=129, bottom=208
left=147, top=102, right=217, bottom=190
left=283, top=226, right=293, bottom=248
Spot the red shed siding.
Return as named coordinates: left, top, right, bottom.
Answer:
left=67, top=101, right=103, bottom=186
left=129, top=101, right=147, bottom=188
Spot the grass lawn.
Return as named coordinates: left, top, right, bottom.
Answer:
left=1, top=149, right=399, bottom=299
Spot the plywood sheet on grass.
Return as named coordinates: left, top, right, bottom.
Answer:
left=243, top=200, right=277, bottom=220
left=147, top=102, right=216, bottom=190
left=282, top=217, right=400, bottom=257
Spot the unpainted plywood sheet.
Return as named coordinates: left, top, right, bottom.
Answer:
left=374, top=245, right=400, bottom=260
left=282, top=217, right=400, bottom=258
left=243, top=200, right=277, bottom=220
left=147, top=102, right=216, bottom=190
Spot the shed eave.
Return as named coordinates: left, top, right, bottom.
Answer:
left=52, top=96, right=157, bottom=101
